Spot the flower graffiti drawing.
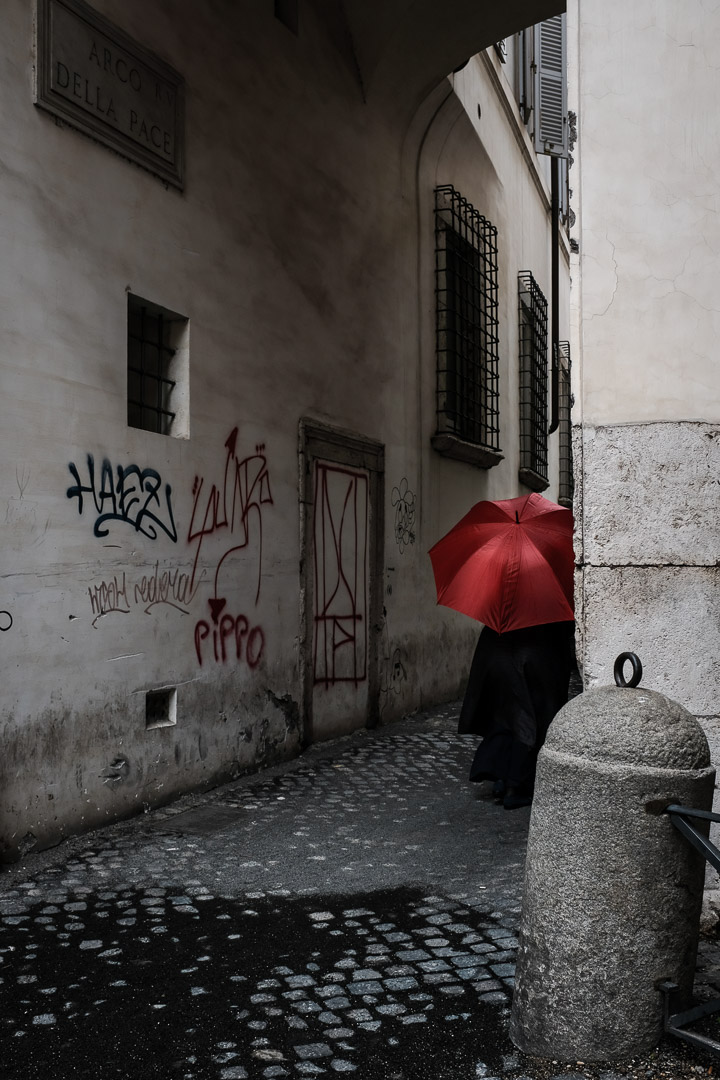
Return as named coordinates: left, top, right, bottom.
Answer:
left=391, top=477, right=416, bottom=553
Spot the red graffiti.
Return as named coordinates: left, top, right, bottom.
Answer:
left=194, top=613, right=265, bottom=668
left=188, top=428, right=273, bottom=667
left=313, top=462, right=368, bottom=687
left=187, top=428, right=273, bottom=613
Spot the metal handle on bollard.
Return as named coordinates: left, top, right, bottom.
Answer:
left=614, top=652, right=643, bottom=688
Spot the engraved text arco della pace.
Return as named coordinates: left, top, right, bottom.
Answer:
left=35, top=0, right=185, bottom=188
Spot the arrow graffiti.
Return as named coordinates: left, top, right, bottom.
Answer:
left=188, top=428, right=273, bottom=667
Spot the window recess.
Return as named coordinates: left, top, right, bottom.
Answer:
left=432, top=185, right=502, bottom=469
left=127, top=295, right=189, bottom=438
left=518, top=272, right=549, bottom=492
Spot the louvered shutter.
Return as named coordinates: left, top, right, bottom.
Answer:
left=533, top=15, right=568, bottom=157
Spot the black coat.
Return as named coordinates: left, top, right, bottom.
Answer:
left=459, top=621, right=575, bottom=788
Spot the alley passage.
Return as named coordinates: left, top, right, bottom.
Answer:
left=0, top=706, right=534, bottom=1079
left=2, top=706, right=714, bottom=1079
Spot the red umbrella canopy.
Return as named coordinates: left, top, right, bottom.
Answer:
left=428, top=493, right=574, bottom=634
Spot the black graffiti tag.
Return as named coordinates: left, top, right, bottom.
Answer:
left=67, top=455, right=177, bottom=542
left=391, top=477, right=416, bottom=553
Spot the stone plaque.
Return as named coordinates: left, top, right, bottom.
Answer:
left=35, top=0, right=184, bottom=188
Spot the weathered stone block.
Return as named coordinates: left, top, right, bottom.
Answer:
left=580, top=564, right=720, bottom=716
left=581, top=422, right=720, bottom=566
left=511, top=684, right=715, bottom=1061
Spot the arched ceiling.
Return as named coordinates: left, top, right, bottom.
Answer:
left=339, top=0, right=566, bottom=115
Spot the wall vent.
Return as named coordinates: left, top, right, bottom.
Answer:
left=146, top=687, right=177, bottom=729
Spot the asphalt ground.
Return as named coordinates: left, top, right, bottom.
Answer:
left=1, top=703, right=719, bottom=1079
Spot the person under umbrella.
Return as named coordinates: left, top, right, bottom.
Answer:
left=429, top=493, right=577, bottom=810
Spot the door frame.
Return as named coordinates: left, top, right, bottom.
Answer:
left=298, top=418, right=385, bottom=744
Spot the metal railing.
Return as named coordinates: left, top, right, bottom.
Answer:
left=659, top=804, right=720, bottom=1056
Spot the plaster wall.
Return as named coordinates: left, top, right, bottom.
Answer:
left=572, top=0, right=720, bottom=428
left=570, top=0, right=720, bottom=728
left=0, top=0, right=569, bottom=858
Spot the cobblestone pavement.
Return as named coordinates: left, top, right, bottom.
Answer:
left=1, top=705, right=719, bottom=1079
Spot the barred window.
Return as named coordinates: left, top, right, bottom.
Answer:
left=432, top=185, right=501, bottom=469
left=518, top=272, right=549, bottom=491
left=127, top=295, right=189, bottom=438
left=558, top=341, right=574, bottom=508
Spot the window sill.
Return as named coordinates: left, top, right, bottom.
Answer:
left=432, top=433, right=504, bottom=469
left=519, top=467, right=549, bottom=493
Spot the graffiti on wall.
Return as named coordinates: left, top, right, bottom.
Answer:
left=0, top=610, right=13, bottom=632
left=379, top=644, right=408, bottom=716
left=391, top=478, right=416, bottom=553
left=67, top=455, right=177, bottom=541
left=64, top=429, right=273, bottom=669
left=189, top=428, right=273, bottom=667
left=194, top=614, right=265, bottom=668
left=88, top=573, right=130, bottom=627
left=87, top=563, right=202, bottom=627
left=313, top=462, right=368, bottom=687
left=134, top=562, right=200, bottom=615
left=378, top=575, right=408, bottom=717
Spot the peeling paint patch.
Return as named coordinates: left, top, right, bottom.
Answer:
left=17, top=832, right=37, bottom=857
left=266, top=689, right=301, bottom=735
left=99, top=757, right=130, bottom=785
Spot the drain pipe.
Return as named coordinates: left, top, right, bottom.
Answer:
left=548, top=155, right=560, bottom=435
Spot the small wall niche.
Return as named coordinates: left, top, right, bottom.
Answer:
left=146, top=687, right=177, bottom=729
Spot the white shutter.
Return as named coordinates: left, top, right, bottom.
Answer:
left=533, top=15, right=568, bottom=157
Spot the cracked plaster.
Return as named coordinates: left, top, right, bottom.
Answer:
left=573, top=0, right=720, bottom=425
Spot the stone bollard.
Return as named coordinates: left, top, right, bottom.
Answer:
left=510, top=655, right=716, bottom=1061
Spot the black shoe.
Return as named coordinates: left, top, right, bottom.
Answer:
left=503, top=787, right=533, bottom=810
left=492, top=780, right=506, bottom=800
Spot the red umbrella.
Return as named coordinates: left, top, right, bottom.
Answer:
left=428, top=493, right=574, bottom=634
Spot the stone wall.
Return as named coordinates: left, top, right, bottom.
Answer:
left=578, top=422, right=720, bottom=716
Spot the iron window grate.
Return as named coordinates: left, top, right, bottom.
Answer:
left=434, top=185, right=500, bottom=451
left=128, top=301, right=177, bottom=435
left=518, top=271, right=549, bottom=487
left=558, top=340, right=574, bottom=507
